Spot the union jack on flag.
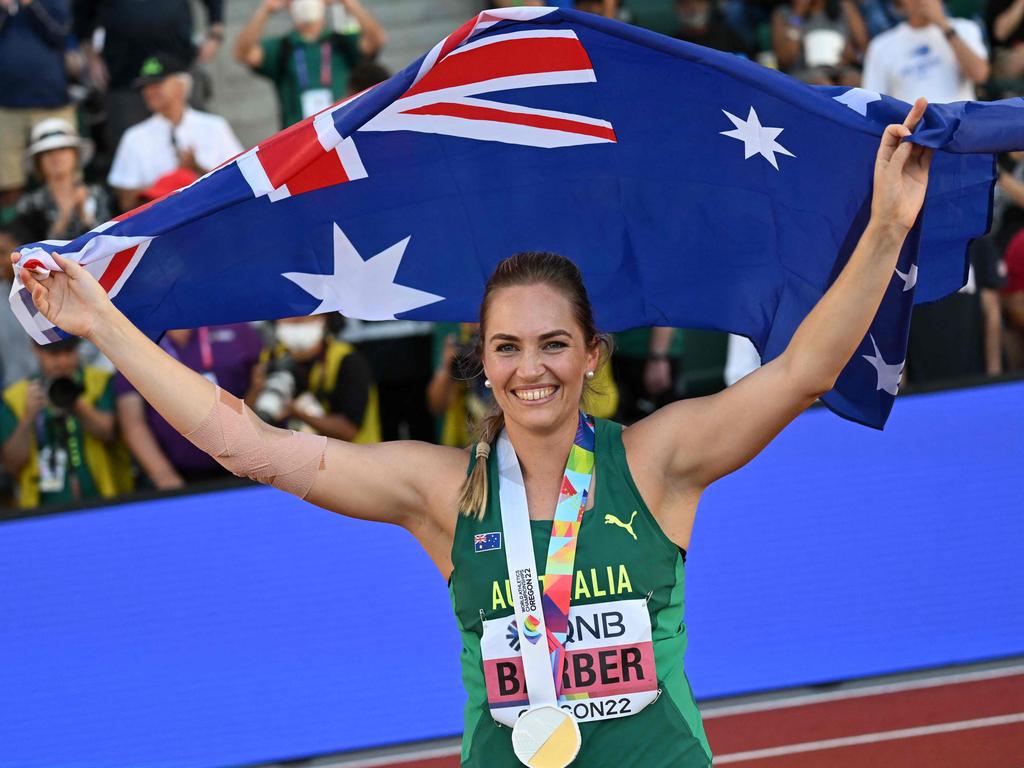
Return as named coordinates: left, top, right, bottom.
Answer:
left=10, top=6, right=1024, bottom=428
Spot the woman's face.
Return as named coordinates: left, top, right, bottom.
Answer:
left=482, top=283, right=599, bottom=436
left=38, top=147, right=77, bottom=180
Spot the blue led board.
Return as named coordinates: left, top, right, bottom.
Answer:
left=1, top=381, right=1022, bottom=767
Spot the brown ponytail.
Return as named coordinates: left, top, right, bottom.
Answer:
left=457, top=251, right=607, bottom=520
left=457, top=407, right=505, bottom=520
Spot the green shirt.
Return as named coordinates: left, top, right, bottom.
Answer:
left=614, top=328, right=684, bottom=359
left=256, top=30, right=361, bottom=129
left=0, top=370, right=114, bottom=506
left=449, top=418, right=712, bottom=767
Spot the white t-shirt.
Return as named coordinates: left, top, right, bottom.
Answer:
left=108, top=108, right=244, bottom=191
left=862, top=19, right=987, bottom=104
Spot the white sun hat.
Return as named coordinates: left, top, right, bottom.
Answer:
left=24, top=117, right=95, bottom=173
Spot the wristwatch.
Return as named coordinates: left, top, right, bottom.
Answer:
left=943, top=25, right=958, bottom=40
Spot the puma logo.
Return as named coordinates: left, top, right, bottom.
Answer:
left=604, top=511, right=638, bottom=541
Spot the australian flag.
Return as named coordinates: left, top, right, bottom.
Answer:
left=9, top=7, right=1024, bottom=428
left=474, top=533, right=502, bottom=553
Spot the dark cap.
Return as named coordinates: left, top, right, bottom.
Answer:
left=133, top=53, right=188, bottom=88
left=34, top=336, right=81, bottom=353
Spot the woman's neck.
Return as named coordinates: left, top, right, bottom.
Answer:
left=504, top=412, right=579, bottom=484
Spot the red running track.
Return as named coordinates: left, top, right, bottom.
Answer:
left=704, top=664, right=1024, bottom=767
left=332, top=664, right=1024, bottom=767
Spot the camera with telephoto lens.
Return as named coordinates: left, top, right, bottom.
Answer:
left=253, top=354, right=298, bottom=422
left=46, top=377, right=85, bottom=413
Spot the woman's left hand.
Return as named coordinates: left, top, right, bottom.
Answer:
left=870, top=97, right=935, bottom=234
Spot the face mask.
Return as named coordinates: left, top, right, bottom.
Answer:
left=290, top=0, right=325, bottom=26
left=277, top=319, right=325, bottom=353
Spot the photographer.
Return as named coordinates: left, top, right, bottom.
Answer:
left=115, top=324, right=263, bottom=489
left=254, top=315, right=379, bottom=443
left=0, top=337, right=118, bottom=508
left=427, top=323, right=494, bottom=447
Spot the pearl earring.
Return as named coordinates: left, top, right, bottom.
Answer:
left=484, top=379, right=492, bottom=388
left=585, top=371, right=595, bottom=380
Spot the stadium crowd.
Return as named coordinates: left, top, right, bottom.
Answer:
left=2, top=0, right=1023, bottom=510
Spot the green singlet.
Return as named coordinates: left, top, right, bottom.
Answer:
left=449, top=418, right=712, bottom=767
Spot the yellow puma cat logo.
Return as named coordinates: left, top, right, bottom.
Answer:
left=604, top=511, right=638, bottom=541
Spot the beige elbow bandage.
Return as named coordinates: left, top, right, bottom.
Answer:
left=184, top=387, right=327, bottom=499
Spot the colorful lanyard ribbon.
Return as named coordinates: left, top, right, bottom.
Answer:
left=293, top=42, right=332, bottom=91
left=541, top=412, right=595, bottom=693
left=497, top=411, right=596, bottom=705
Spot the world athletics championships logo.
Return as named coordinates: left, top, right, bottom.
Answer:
left=523, top=614, right=543, bottom=644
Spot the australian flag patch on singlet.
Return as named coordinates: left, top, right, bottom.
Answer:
left=474, top=533, right=502, bottom=553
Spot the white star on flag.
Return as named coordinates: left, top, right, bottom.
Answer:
left=895, top=263, right=918, bottom=292
left=720, top=107, right=795, bottom=170
left=862, top=334, right=904, bottom=396
left=833, top=88, right=882, bottom=117
left=282, top=224, right=444, bottom=319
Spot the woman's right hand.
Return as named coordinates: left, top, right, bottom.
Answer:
left=12, top=252, right=115, bottom=341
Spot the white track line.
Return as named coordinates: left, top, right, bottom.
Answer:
left=334, top=744, right=461, bottom=767
left=714, top=712, right=1024, bottom=764
left=702, top=664, right=1024, bottom=718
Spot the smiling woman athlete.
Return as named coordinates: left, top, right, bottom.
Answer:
left=14, top=100, right=933, bottom=767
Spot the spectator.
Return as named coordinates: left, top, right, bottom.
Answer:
left=1, top=337, right=119, bottom=508
left=234, top=0, right=386, bottom=130
left=342, top=318, right=436, bottom=442
left=7, top=118, right=112, bottom=245
left=0, top=0, right=72, bottom=214
left=347, top=60, right=391, bottom=95
left=73, top=0, right=226, bottom=153
left=906, top=240, right=1006, bottom=385
left=988, top=0, right=1024, bottom=82
left=862, top=0, right=989, bottom=103
left=573, top=0, right=619, bottom=17
left=1002, top=230, right=1024, bottom=369
left=107, top=53, right=243, bottom=213
left=253, top=315, right=380, bottom=442
left=612, top=327, right=677, bottom=424
left=116, top=325, right=263, bottom=489
left=427, top=323, right=493, bottom=447
left=0, top=239, right=36, bottom=389
left=772, top=0, right=868, bottom=85
left=674, top=0, right=754, bottom=56
left=994, top=152, right=1024, bottom=255
left=859, top=0, right=904, bottom=37
left=724, top=333, right=761, bottom=385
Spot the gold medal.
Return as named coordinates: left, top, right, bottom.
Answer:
left=511, top=705, right=582, bottom=768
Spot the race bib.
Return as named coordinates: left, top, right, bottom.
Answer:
left=300, top=88, right=333, bottom=119
left=481, top=598, right=659, bottom=727
left=37, top=446, right=68, bottom=493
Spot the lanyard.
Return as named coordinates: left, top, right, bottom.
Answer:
left=36, top=409, right=84, bottom=500
left=163, top=329, right=215, bottom=371
left=197, top=327, right=213, bottom=371
left=293, top=42, right=332, bottom=91
left=497, top=412, right=596, bottom=705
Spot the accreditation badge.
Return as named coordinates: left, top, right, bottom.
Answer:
left=300, top=88, right=332, bottom=118
left=512, top=705, right=581, bottom=768
left=37, top=445, right=69, bottom=493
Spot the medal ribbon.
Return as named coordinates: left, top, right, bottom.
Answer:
left=541, top=412, right=595, bottom=694
left=497, top=411, right=596, bottom=706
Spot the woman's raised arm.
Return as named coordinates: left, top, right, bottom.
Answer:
left=628, top=98, right=934, bottom=496
left=13, top=252, right=467, bottom=560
